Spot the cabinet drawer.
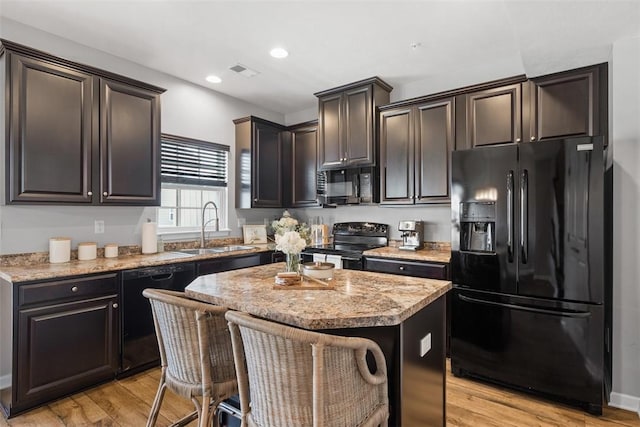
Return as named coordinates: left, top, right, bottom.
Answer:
left=198, top=254, right=265, bottom=276
left=19, top=273, right=118, bottom=306
left=365, top=258, right=448, bottom=280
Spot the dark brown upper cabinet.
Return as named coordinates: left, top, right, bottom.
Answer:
left=455, top=64, right=607, bottom=150
left=315, top=77, right=392, bottom=170
left=6, top=52, right=95, bottom=204
left=234, top=116, right=289, bottom=209
left=456, top=81, right=523, bottom=149
left=380, top=97, right=455, bottom=205
left=1, top=39, right=164, bottom=205
left=524, top=63, right=606, bottom=143
left=289, top=121, right=319, bottom=207
left=99, top=79, right=160, bottom=205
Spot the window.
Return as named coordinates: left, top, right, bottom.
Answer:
left=158, top=134, right=229, bottom=233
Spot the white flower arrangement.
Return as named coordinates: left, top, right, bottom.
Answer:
left=275, top=230, right=307, bottom=254
left=271, top=210, right=310, bottom=243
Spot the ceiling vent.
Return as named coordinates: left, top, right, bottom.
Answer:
left=229, top=64, right=259, bottom=78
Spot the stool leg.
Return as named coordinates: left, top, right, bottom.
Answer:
left=146, top=381, right=167, bottom=427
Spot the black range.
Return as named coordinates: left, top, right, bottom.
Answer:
left=301, top=222, right=389, bottom=270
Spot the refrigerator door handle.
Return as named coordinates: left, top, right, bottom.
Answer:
left=520, top=169, right=529, bottom=264
left=458, top=294, right=592, bottom=318
left=507, top=171, right=514, bottom=262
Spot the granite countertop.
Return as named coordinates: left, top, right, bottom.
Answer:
left=185, top=263, right=452, bottom=330
left=0, top=244, right=273, bottom=283
left=363, top=246, right=451, bottom=263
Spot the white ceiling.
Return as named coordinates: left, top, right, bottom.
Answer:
left=1, top=1, right=639, bottom=115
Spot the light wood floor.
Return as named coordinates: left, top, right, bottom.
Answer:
left=2, top=363, right=639, bottom=427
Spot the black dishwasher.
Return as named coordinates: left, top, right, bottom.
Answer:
left=119, top=262, right=196, bottom=377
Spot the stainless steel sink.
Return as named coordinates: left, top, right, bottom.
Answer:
left=174, top=245, right=255, bottom=255
left=223, top=245, right=255, bottom=251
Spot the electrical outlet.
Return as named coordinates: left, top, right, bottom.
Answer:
left=420, top=333, right=432, bottom=357
left=94, top=220, right=105, bottom=234
left=237, top=218, right=246, bottom=227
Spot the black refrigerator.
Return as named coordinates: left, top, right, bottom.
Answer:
left=450, top=136, right=612, bottom=415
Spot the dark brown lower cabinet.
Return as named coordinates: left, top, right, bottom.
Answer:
left=197, top=252, right=273, bottom=276
left=365, top=257, right=448, bottom=280
left=365, top=256, right=451, bottom=357
left=2, top=273, right=119, bottom=417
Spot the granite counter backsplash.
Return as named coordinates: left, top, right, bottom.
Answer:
left=0, top=238, right=246, bottom=268
left=0, top=239, right=272, bottom=283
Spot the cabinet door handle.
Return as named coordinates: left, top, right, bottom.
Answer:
left=71, top=286, right=78, bottom=292
left=516, top=138, right=521, bottom=143
left=112, top=303, right=118, bottom=309
left=103, top=192, right=108, bottom=197
left=530, top=136, right=536, bottom=141
left=253, top=198, right=258, bottom=202
left=87, top=191, right=93, bottom=196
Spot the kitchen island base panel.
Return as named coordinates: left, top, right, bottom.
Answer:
left=323, top=294, right=446, bottom=427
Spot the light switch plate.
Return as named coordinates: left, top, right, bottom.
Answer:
left=420, top=333, right=432, bottom=357
left=94, top=220, right=105, bottom=234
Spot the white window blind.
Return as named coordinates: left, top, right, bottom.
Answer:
left=161, top=134, right=229, bottom=187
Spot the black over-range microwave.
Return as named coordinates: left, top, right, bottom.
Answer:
left=316, top=167, right=378, bottom=205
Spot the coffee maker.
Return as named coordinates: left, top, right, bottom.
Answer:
left=398, top=220, right=424, bottom=251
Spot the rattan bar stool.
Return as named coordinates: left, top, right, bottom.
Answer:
left=143, top=289, right=238, bottom=427
left=226, top=310, right=389, bottom=427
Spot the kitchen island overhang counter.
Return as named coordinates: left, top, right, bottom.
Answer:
left=185, top=263, right=450, bottom=330
left=185, top=263, right=451, bottom=427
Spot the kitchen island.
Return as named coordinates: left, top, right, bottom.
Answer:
left=185, top=263, right=451, bottom=427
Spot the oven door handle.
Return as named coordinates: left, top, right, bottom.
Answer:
left=301, top=253, right=360, bottom=262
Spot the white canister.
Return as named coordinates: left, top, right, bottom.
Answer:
left=104, top=243, right=118, bottom=258
left=141, top=220, right=158, bottom=254
left=78, top=242, right=97, bottom=261
left=49, top=237, right=71, bottom=263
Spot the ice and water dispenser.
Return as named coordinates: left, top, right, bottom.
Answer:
left=459, top=201, right=496, bottom=253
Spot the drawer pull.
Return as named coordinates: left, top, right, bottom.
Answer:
left=71, top=286, right=78, bottom=292
left=399, top=266, right=405, bottom=271
left=112, top=303, right=118, bottom=309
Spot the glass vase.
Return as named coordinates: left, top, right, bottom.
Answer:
left=285, top=252, right=300, bottom=273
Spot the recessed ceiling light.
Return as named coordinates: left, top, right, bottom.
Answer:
left=206, top=75, right=222, bottom=84
left=270, top=47, right=289, bottom=59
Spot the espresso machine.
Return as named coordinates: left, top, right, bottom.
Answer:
left=398, top=220, right=424, bottom=251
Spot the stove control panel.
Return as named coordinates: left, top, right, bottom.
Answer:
left=333, top=222, right=389, bottom=236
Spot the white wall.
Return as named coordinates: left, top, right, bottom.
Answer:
left=291, top=205, right=451, bottom=243
left=0, top=18, right=284, bottom=254
left=610, top=35, right=640, bottom=414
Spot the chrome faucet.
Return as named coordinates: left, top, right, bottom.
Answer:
left=200, top=201, right=219, bottom=248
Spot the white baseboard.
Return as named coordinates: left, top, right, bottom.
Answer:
left=609, top=392, right=640, bottom=415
